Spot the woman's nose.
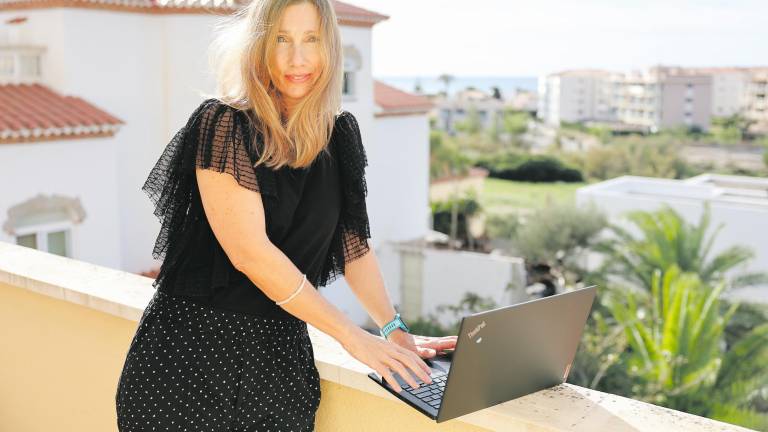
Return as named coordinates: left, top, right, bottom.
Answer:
left=289, top=45, right=309, bottom=67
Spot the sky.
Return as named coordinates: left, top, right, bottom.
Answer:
left=345, top=0, right=767, bottom=77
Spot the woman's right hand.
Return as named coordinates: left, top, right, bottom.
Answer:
left=340, top=326, right=433, bottom=392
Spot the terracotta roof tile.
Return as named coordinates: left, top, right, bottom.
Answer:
left=0, top=83, right=124, bottom=143
left=0, top=0, right=389, bottom=24
left=332, top=0, right=388, bottom=25
left=374, top=80, right=433, bottom=116
left=0, top=0, right=241, bottom=13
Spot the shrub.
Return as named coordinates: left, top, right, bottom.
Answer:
left=476, top=152, right=583, bottom=183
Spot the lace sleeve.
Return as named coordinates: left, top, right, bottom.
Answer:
left=194, top=100, right=262, bottom=192
left=337, top=111, right=372, bottom=263
left=314, top=111, right=372, bottom=288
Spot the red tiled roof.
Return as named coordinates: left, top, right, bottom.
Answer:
left=0, top=0, right=243, bottom=14
left=0, top=0, right=389, bottom=24
left=332, top=1, right=388, bottom=26
left=0, top=83, right=124, bottom=143
left=374, top=80, right=434, bottom=117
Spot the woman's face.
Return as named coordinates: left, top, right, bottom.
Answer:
left=272, top=2, right=322, bottom=115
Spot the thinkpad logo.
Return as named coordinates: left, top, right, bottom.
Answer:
left=467, top=320, right=486, bottom=340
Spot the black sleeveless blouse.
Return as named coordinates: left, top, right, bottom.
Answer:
left=141, top=98, right=371, bottom=320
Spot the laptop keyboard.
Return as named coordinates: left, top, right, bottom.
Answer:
left=401, top=371, right=448, bottom=409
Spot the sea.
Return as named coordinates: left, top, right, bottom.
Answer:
left=377, top=75, right=539, bottom=98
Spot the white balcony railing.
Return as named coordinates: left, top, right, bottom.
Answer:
left=0, top=241, right=757, bottom=431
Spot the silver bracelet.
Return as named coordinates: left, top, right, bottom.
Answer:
left=275, top=273, right=307, bottom=306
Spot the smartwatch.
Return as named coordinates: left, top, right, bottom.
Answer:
left=380, top=312, right=410, bottom=338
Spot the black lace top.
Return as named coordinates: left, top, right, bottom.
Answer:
left=141, top=98, right=371, bottom=319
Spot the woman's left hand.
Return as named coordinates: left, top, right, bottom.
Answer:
left=387, top=330, right=458, bottom=359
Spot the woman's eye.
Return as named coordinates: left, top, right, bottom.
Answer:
left=277, top=35, right=317, bottom=43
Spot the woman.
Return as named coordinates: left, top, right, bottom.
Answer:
left=115, top=0, right=457, bottom=430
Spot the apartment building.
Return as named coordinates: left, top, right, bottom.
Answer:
left=434, top=86, right=505, bottom=135
left=687, top=67, right=751, bottom=117
left=536, top=69, right=616, bottom=126
left=745, top=68, right=768, bottom=133
left=614, top=66, right=712, bottom=132
left=536, top=65, right=768, bottom=133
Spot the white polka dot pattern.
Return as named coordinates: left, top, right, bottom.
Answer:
left=115, top=290, right=321, bottom=431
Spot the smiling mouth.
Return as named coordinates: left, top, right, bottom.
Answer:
left=286, top=73, right=311, bottom=83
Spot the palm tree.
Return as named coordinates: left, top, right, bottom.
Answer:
left=437, top=73, right=454, bottom=97
left=594, top=203, right=768, bottom=292
left=438, top=73, right=455, bottom=135
left=605, top=266, right=768, bottom=430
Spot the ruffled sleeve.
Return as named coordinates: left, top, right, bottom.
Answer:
left=194, top=99, right=278, bottom=198
left=141, top=98, right=277, bottom=296
left=313, top=111, right=372, bottom=288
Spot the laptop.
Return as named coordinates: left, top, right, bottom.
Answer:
left=367, top=285, right=597, bottom=423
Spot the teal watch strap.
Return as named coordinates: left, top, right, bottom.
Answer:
left=380, top=312, right=410, bottom=338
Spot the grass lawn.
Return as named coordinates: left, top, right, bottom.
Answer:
left=480, top=177, right=586, bottom=214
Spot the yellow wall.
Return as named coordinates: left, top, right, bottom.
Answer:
left=1, top=282, right=489, bottom=431
left=0, top=282, right=137, bottom=432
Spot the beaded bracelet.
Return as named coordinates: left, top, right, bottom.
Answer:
left=275, top=273, right=307, bottom=306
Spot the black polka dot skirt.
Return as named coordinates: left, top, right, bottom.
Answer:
left=115, top=289, right=321, bottom=431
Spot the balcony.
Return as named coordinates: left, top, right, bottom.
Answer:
left=0, top=241, right=754, bottom=431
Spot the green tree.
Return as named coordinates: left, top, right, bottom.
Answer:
left=604, top=266, right=768, bottom=430
left=709, top=114, right=755, bottom=145
left=454, top=105, right=483, bottom=135
left=429, top=130, right=472, bottom=181
left=431, top=192, right=482, bottom=249
left=763, top=143, right=768, bottom=169
left=512, top=203, right=607, bottom=287
left=575, top=138, right=693, bottom=181
left=568, top=303, right=633, bottom=393
left=595, top=203, right=768, bottom=291
left=437, top=73, right=454, bottom=97
left=502, top=108, right=530, bottom=136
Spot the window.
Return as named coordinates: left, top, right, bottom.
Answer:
left=342, top=45, right=362, bottom=99
left=342, top=71, right=355, bottom=96
left=15, top=222, right=72, bottom=257
left=6, top=194, right=83, bottom=258
left=0, top=46, right=45, bottom=82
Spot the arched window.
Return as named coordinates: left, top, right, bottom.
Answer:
left=3, top=194, right=85, bottom=257
left=343, top=45, right=362, bottom=98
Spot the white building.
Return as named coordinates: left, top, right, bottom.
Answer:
left=536, top=65, right=768, bottom=133
left=687, top=67, right=751, bottom=118
left=616, top=66, right=712, bottom=132
left=745, top=68, right=768, bottom=133
left=576, top=173, right=768, bottom=303
left=536, top=69, right=616, bottom=126
left=433, top=87, right=506, bottom=135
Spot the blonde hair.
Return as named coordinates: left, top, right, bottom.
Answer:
left=206, top=0, right=343, bottom=169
